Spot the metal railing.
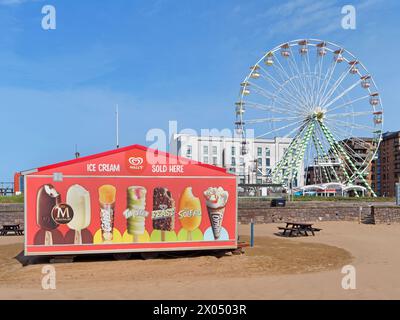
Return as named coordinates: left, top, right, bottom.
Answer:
left=0, top=182, right=14, bottom=196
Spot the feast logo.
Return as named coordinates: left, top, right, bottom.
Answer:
left=125, top=152, right=147, bottom=172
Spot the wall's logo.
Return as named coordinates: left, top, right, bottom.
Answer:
left=51, top=204, right=74, bottom=224
left=125, top=152, right=147, bottom=172
left=129, top=157, right=144, bottom=167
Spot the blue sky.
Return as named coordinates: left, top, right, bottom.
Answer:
left=1, top=0, right=399, bottom=181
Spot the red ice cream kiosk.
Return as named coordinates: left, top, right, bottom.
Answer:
left=24, top=145, right=238, bottom=256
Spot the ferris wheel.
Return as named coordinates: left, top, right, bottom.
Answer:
left=235, top=39, right=383, bottom=196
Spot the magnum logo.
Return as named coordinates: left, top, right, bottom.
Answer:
left=51, top=203, right=74, bottom=224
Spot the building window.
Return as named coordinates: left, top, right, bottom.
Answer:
left=186, top=145, right=192, bottom=156
left=231, top=146, right=236, bottom=156
left=257, top=158, right=262, bottom=167
left=256, top=179, right=262, bottom=184
left=203, top=145, right=208, bottom=154
left=266, top=168, right=271, bottom=176
left=239, top=157, right=244, bottom=165
left=257, top=147, right=262, bottom=157
left=265, top=147, right=270, bottom=157
left=203, top=156, right=209, bottom=164
left=212, top=157, right=218, bottom=165
left=212, top=146, right=218, bottom=155
left=231, top=157, right=236, bottom=166
left=265, top=158, right=271, bottom=167
left=240, top=178, right=245, bottom=184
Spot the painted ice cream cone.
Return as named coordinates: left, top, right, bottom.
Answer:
left=203, top=187, right=229, bottom=240
left=98, top=185, right=116, bottom=243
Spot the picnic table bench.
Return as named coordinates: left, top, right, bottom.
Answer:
left=278, top=222, right=321, bottom=237
left=0, top=224, right=24, bottom=236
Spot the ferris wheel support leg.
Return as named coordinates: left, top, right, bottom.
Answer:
left=320, top=123, right=377, bottom=197
left=319, top=123, right=353, bottom=184
left=312, top=135, right=331, bottom=183
left=284, top=122, right=316, bottom=185
left=272, top=135, right=302, bottom=184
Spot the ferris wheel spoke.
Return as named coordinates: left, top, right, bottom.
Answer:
left=273, top=56, right=309, bottom=106
left=304, top=49, right=315, bottom=108
left=315, top=53, right=326, bottom=106
left=299, top=54, right=311, bottom=109
left=323, top=79, right=362, bottom=109
left=325, top=118, right=376, bottom=131
left=288, top=46, right=310, bottom=104
left=287, top=47, right=314, bottom=109
left=325, top=95, right=370, bottom=114
left=256, top=119, right=306, bottom=139
left=319, top=65, right=352, bottom=107
left=325, top=110, right=373, bottom=119
left=283, top=122, right=309, bottom=139
left=246, top=81, right=305, bottom=114
left=244, top=101, right=302, bottom=116
left=257, top=73, right=307, bottom=111
left=258, top=64, right=300, bottom=102
left=316, top=58, right=339, bottom=107
left=311, top=54, right=321, bottom=106
left=246, top=116, right=299, bottom=124
left=274, top=55, right=306, bottom=103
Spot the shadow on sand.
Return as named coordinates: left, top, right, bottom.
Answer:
left=14, top=249, right=234, bottom=267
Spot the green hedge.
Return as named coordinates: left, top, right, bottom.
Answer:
left=0, top=195, right=24, bottom=203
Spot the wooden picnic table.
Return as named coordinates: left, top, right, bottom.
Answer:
left=0, top=224, right=24, bottom=236
left=278, top=221, right=321, bottom=237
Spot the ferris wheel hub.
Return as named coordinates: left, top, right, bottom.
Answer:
left=312, top=107, right=326, bottom=121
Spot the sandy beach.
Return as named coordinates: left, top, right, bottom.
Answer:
left=0, top=221, right=399, bottom=299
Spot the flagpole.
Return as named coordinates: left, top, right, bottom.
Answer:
left=116, top=104, right=119, bottom=149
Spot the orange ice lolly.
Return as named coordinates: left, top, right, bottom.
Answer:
left=178, top=187, right=202, bottom=240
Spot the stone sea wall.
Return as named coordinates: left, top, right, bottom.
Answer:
left=1, top=200, right=400, bottom=227
left=238, top=198, right=400, bottom=224
left=0, top=204, right=24, bottom=226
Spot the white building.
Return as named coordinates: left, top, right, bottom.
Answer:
left=169, top=134, right=304, bottom=187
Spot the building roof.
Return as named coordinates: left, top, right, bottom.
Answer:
left=26, top=144, right=230, bottom=175
left=382, top=131, right=400, bottom=140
